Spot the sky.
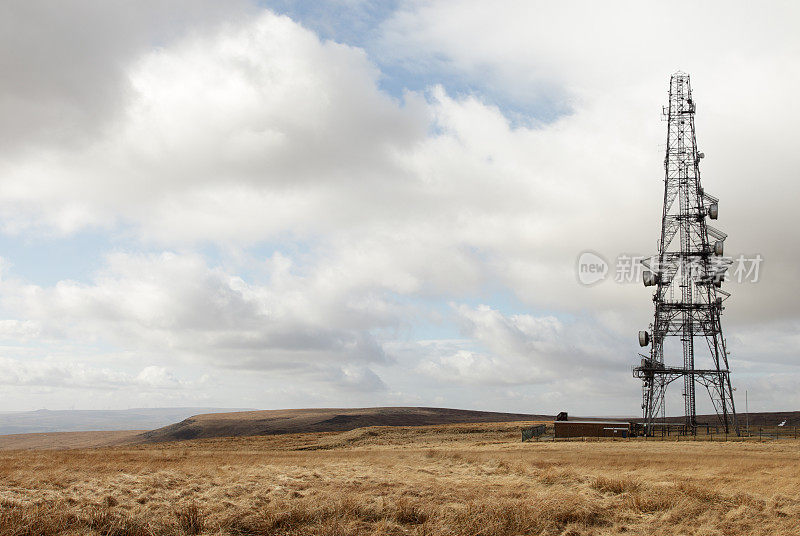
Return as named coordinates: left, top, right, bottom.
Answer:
left=0, top=1, right=798, bottom=416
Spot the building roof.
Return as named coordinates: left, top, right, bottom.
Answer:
left=554, top=420, right=631, bottom=425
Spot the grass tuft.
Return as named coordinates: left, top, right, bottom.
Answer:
left=175, top=503, right=204, bottom=535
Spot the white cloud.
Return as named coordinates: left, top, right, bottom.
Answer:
left=0, top=3, right=798, bottom=412
left=0, top=356, right=186, bottom=391
left=0, top=319, right=40, bottom=340
left=0, top=10, right=429, bottom=239
left=376, top=0, right=800, bottom=324
left=0, top=251, right=392, bottom=376
left=135, top=366, right=185, bottom=389
left=410, top=304, right=626, bottom=387
left=0, top=0, right=254, bottom=154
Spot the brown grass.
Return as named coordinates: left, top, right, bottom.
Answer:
left=0, top=430, right=144, bottom=450
left=0, top=421, right=798, bottom=535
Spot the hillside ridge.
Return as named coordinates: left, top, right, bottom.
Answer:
left=135, top=406, right=551, bottom=444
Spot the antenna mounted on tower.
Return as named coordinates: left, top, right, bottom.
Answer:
left=633, top=72, right=739, bottom=436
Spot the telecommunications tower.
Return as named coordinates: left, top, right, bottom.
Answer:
left=633, top=72, right=738, bottom=435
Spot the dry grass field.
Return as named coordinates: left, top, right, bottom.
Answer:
left=1, top=421, right=799, bottom=535
left=0, top=430, right=144, bottom=451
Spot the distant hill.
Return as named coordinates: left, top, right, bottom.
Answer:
left=135, top=407, right=550, bottom=444
left=0, top=430, right=144, bottom=451
left=629, top=411, right=800, bottom=427
left=698, top=411, right=800, bottom=427
left=4, top=407, right=796, bottom=450
left=0, top=407, right=251, bottom=435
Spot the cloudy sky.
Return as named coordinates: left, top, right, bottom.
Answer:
left=1, top=1, right=798, bottom=416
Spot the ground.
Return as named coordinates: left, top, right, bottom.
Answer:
left=0, top=430, right=143, bottom=451
left=1, top=422, right=798, bottom=535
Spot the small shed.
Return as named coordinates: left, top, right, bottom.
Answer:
left=554, top=420, right=631, bottom=438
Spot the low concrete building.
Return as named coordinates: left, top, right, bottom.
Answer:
left=554, top=420, right=631, bottom=438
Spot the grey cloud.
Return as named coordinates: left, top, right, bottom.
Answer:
left=0, top=0, right=254, bottom=154
left=0, top=10, right=431, bottom=238
left=0, top=3, right=798, bottom=412
left=329, top=364, right=388, bottom=393
left=1, top=251, right=390, bottom=371
left=0, top=357, right=186, bottom=390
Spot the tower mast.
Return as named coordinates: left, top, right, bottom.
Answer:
left=634, top=72, right=738, bottom=435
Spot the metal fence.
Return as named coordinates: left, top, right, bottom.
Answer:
left=521, top=424, right=800, bottom=442
left=740, top=426, right=800, bottom=440
left=521, top=424, right=547, bottom=442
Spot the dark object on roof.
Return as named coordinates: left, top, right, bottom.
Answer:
left=556, top=411, right=568, bottom=421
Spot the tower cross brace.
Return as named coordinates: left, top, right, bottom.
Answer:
left=634, top=72, right=738, bottom=435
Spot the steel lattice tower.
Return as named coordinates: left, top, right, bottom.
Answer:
left=633, top=72, right=738, bottom=435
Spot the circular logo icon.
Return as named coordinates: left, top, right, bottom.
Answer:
left=576, top=251, right=609, bottom=286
